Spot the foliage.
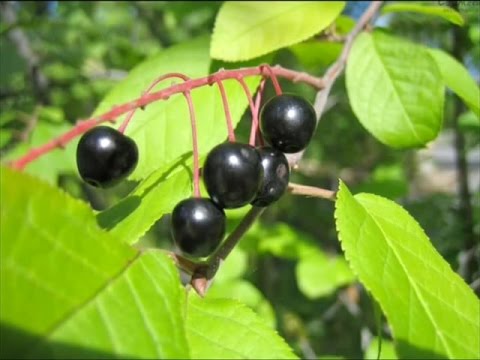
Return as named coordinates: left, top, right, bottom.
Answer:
left=1, top=1, right=479, bottom=359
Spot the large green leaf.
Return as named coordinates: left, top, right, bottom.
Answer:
left=186, top=293, right=297, bottom=359
left=0, top=167, right=188, bottom=359
left=32, top=251, right=189, bottom=359
left=428, top=48, right=480, bottom=118
left=94, top=35, right=260, bottom=181
left=211, top=1, right=345, bottom=61
left=346, top=31, right=444, bottom=148
left=381, top=3, right=464, bottom=26
left=335, top=181, right=480, bottom=359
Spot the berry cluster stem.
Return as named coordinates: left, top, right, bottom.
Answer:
left=215, top=79, right=235, bottom=142
left=235, top=77, right=258, bottom=146
left=9, top=65, right=324, bottom=170
left=261, top=64, right=282, bottom=95
left=253, top=78, right=266, bottom=146
left=183, top=90, right=201, bottom=198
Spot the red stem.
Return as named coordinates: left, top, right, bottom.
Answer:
left=8, top=65, right=324, bottom=170
left=183, top=90, right=201, bottom=198
left=253, top=78, right=266, bottom=146
left=118, top=73, right=190, bottom=134
left=261, top=64, right=282, bottom=95
left=215, top=79, right=235, bottom=142
left=236, top=77, right=258, bottom=146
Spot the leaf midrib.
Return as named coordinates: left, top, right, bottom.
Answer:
left=370, top=36, right=423, bottom=144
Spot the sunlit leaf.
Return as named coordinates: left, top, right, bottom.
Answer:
left=186, top=293, right=297, bottom=359
left=346, top=31, right=444, bottom=148
left=335, top=181, right=480, bottom=359
left=211, top=1, right=345, bottom=61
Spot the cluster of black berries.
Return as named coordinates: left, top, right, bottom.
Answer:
left=76, top=94, right=316, bottom=259
left=172, top=94, right=316, bottom=258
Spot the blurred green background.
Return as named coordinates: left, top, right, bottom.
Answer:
left=1, top=2, right=478, bottom=358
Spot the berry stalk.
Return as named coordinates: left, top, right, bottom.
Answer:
left=118, top=73, right=190, bottom=134
left=183, top=90, right=201, bottom=198
left=215, top=79, right=235, bottom=142
left=235, top=77, right=258, bottom=146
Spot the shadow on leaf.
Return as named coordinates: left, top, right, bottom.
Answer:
left=395, top=338, right=449, bottom=360
left=0, top=322, right=140, bottom=359
left=96, top=152, right=192, bottom=231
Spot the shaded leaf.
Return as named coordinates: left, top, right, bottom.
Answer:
left=211, top=1, right=345, bottom=61
left=335, top=181, right=480, bottom=359
left=97, top=155, right=192, bottom=244
left=346, top=31, right=444, bottom=148
left=382, top=3, right=464, bottom=26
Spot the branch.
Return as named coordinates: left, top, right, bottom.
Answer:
left=288, top=183, right=336, bottom=202
left=8, top=65, right=324, bottom=170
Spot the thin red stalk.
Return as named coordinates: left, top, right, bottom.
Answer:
left=183, top=90, right=201, bottom=198
left=215, top=80, right=235, bottom=142
left=253, top=78, right=266, bottom=146
left=236, top=77, right=257, bottom=146
left=119, top=73, right=190, bottom=134
left=261, top=64, right=282, bottom=95
left=9, top=65, right=324, bottom=170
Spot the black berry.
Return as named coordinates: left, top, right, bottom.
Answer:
left=260, top=94, right=317, bottom=153
left=251, top=147, right=290, bottom=207
left=76, top=126, right=138, bottom=188
left=171, top=197, right=226, bottom=257
left=203, top=142, right=263, bottom=209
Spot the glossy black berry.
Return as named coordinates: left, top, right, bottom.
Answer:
left=171, top=197, right=226, bottom=257
left=251, top=147, right=290, bottom=207
left=260, top=94, right=317, bottom=153
left=203, top=142, right=263, bottom=209
left=76, top=126, right=138, bottom=188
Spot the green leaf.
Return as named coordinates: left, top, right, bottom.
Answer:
left=211, top=1, right=345, bottom=61
left=0, top=167, right=133, bottom=355
left=289, top=41, right=343, bottom=71
left=346, top=31, right=444, bottom=148
left=94, top=36, right=260, bottom=181
left=296, top=251, right=355, bottom=299
left=186, top=293, right=297, bottom=359
left=428, top=48, right=480, bottom=118
left=0, top=167, right=189, bottom=359
left=207, top=279, right=277, bottom=328
left=32, top=251, right=189, bottom=359
left=0, top=129, right=13, bottom=147
left=382, top=3, right=464, bottom=26
left=97, top=156, right=192, bottom=244
left=335, top=181, right=480, bottom=359
left=365, top=337, right=397, bottom=360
